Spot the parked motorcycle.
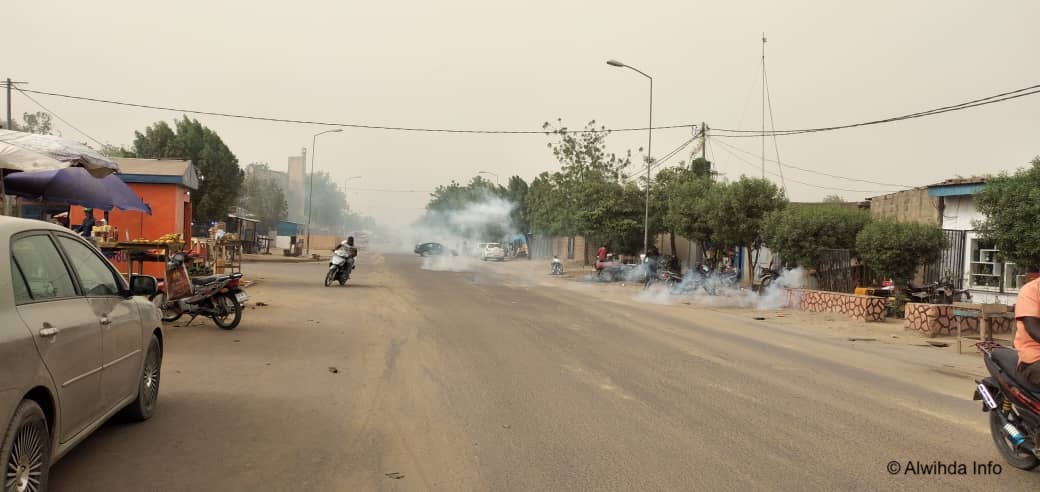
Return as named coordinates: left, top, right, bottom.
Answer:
left=152, top=252, right=247, bottom=330
left=906, top=280, right=972, bottom=304
left=974, top=341, right=1040, bottom=470
left=757, top=266, right=781, bottom=294
left=325, top=249, right=354, bottom=287
left=550, top=256, right=564, bottom=275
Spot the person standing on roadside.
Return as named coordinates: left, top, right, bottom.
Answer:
left=597, top=243, right=608, bottom=262
left=78, top=208, right=96, bottom=238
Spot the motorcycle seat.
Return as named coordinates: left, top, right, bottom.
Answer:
left=991, top=347, right=1040, bottom=394
left=191, top=275, right=227, bottom=285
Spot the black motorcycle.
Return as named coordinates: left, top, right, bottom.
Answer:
left=153, top=253, right=246, bottom=330
left=974, top=342, right=1040, bottom=470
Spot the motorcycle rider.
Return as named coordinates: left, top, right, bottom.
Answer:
left=1015, top=266, right=1040, bottom=384
left=333, top=236, right=359, bottom=274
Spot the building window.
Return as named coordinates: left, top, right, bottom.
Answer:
left=969, top=239, right=1001, bottom=290
left=969, top=238, right=1024, bottom=292
left=1004, top=262, right=1028, bottom=293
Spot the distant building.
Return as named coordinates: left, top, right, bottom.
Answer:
left=287, top=148, right=307, bottom=222
left=247, top=163, right=288, bottom=192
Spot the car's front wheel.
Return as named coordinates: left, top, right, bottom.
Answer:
left=1, top=400, right=51, bottom=492
left=123, top=334, right=162, bottom=421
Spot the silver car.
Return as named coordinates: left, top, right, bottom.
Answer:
left=0, top=217, right=164, bottom=491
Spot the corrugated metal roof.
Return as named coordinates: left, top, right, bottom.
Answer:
left=113, top=157, right=199, bottom=190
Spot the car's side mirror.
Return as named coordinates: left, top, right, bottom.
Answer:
left=129, top=275, right=159, bottom=297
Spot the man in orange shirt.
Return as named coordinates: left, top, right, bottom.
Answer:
left=1015, top=267, right=1040, bottom=384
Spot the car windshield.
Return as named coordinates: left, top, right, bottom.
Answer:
left=11, top=4, right=1037, bottom=491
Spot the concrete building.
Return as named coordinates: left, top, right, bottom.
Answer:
left=287, top=148, right=307, bottom=222
left=867, top=177, right=1018, bottom=303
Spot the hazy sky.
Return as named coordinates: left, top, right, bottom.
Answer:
left=6, top=0, right=1039, bottom=226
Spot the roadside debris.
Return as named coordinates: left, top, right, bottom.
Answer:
left=847, top=337, right=876, bottom=342
left=926, top=340, right=949, bottom=347
left=502, top=424, right=511, bottom=429
left=256, top=302, right=268, bottom=307
left=328, top=366, right=339, bottom=374
left=385, top=472, right=405, bottom=480
left=753, top=317, right=766, bottom=321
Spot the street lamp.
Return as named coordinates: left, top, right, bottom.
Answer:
left=606, top=58, right=653, bottom=255
left=478, top=170, right=499, bottom=186
left=306, top=128, right=343, bottom=255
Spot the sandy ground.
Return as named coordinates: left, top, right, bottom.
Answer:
left=48, top=251, right=1038, bottom=491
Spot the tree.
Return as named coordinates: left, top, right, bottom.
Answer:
left=240, top=163, right=288, bottom=232
left=6, top=111, right=54, bottom=134
left=702, top=176, right=787, bottom=269
left=506, top=175, right=529, bottom=233
left=306, top=171, right=350, bottom=231
left=822, top=194, right=846, bottom=203
left=975, top=157, right=1040, bottom=268
left=99, top=144, right=135, bottom=157
left=762, top=206, right=871, bottom=268
left=856, top=220, right=947, bottom=287
left=423, top=175, right=513, bottom=240
left=131, top=117, right=243, bottom=222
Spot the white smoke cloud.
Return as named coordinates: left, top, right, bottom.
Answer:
left=632, top=267, right=808, bottom=310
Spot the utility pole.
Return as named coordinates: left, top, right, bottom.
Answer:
left=761, top=34, right=767, bottom=179
left=5, top=78, right=12, bottom=130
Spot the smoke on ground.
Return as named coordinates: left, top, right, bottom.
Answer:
left=373, top=193, right=518, bottom=273
left=634, top=267, right=807, bottom=310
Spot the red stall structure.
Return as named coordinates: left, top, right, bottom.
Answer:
left=69, top=158, right=198, bottom=278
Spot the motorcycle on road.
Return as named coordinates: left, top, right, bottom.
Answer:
left=152, top=252, right=247, bottom=330
left=550, top=256, right=564, bottom=275
left=974, top=341, right=1040, bottom=470
left=325, top=248, right=354, bottom=286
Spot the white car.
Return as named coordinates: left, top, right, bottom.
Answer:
left=481, top=243, right=505, bottom=261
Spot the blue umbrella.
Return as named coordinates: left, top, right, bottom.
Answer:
left=3, top=167, right=151, bottom=214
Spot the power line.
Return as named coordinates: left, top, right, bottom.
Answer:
left=712, top=138, right=908, bottom=188
left=13, top=86, right=106, bottom=147
left=18, top=87, right=698, bottom=135
left=714, top=140, right=903, bottom=194
left=625, top=134, right=699, bottom=182
left=713, top=83, right=1040, bottom=137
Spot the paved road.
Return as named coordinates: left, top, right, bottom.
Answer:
left=51, top=253, right=1040, bottom=491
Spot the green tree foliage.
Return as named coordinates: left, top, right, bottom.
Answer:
left=506, top=175, right=529, bottom=233
left=527, top=120, right=640, bottom=252
left=99, top=144, right=135, bottom=157
left=14, top=112, right=54, bottom=134
left=975, top=158, right=1040, bottom=268
left=424, top=175, right=512, bottom=239
left=240, top=163, right=288, bottom=232
left=131, top=117, right=243, bottom=222
left=822, top=194, right=846, bottom=203
left=702, top=176, right=787, bottom=265
left=856, top=220, right=947, bottom=283
left=762, top=206, right=871, bottom=268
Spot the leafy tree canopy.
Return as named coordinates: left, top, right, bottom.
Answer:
left=762, top=206, right=871, bottom=268
left=131, top=117, right=243, bottom=222
left=855, top=220, right=946, bottom=283
left=975, top=157, right=1040, bottom=268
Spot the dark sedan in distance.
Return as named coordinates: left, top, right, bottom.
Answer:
left=414, top=242, right=457, bottom=257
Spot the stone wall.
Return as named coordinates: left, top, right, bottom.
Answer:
left=868, top=188, right=940, bottom=226
left=904, top=303, right=1014, bottom=338
left=786, top=289, right=887, bottom=322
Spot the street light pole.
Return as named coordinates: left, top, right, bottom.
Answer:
left=477, top=170, right=499, bottom=186
left=306, top=128, right=343, bottom=255
left=607, top=59, right=652, bottom=255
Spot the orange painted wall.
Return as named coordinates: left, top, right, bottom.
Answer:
left=69, top=183, right=192, bottom=278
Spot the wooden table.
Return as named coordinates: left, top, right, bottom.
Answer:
left=953, top=302, right=1014, bottom=354
left=98, top=241, right=185, bottom=281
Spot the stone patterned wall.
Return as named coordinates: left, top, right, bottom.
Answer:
left=785, top=289, right=887, bottom=322
left=904, top=303, right=1013, bottom=338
